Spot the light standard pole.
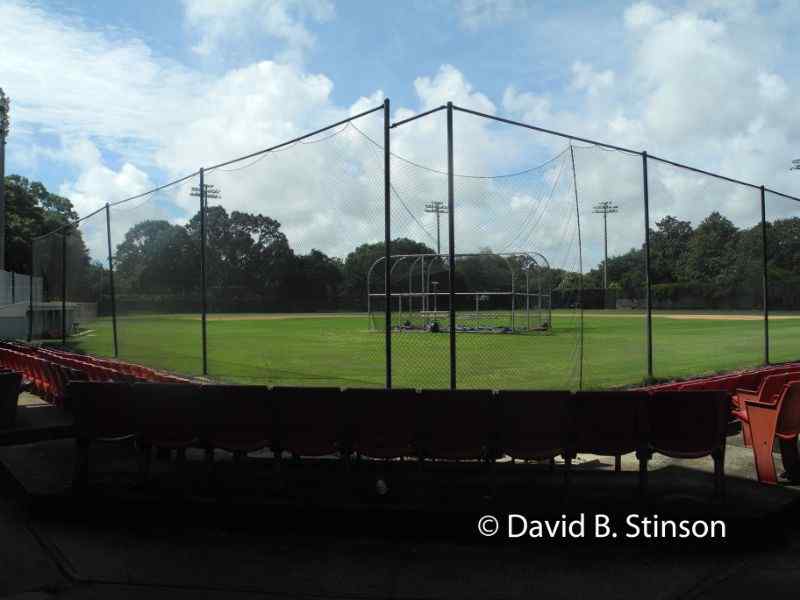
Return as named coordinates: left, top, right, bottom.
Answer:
left=424, top=201, right=446, bottom=255
left=592, top=201, right=618, bottom=296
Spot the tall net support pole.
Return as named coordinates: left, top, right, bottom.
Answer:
left=446, top=102, right=456, bottom=390
left=642, top=151, right=653, bottom=381
left=27, top=243, right=33, bottom=342
left=384, top=98, right=392, bottom=389
left=200, top=167, right=208, bottom=376
left=760, top=185, right=769, bottom=365
left=105, top=203, right=119, bottom=357
left=61, top=230, right=67, bottom=345
left=569, top=145, right=583, bottom=390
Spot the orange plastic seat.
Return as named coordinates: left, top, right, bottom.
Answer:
left=743, top=381, right=800, bottom=485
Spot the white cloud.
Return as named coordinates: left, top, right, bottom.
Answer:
left=455, top=0, right=530, bottom=30
left=570, top=61, right=615, bottom=97
left=182, top=0, right=334, bottom=62
left=624, top=2, right=666, bottom=29
left=3, top=0, right=800, bottom=276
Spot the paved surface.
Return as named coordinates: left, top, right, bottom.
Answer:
left=2, top=421, right=800, bottom=599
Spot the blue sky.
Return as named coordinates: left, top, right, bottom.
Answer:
left=2, top=0, right=799, bottom=266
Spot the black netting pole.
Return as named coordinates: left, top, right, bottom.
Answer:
left=569, top=145, right=584, bottom=390
left=200, top=168, right=208, bottom=376
left=760, top=185, right=769, bottom=365
left=106, top=203, right=119, bottom=357
left=642, top=151, right=653, bottom=381
left=384, top=98, right=392, bottom=389
left=446, top=101, right=456, bottom=390
left=27, top=243, right=33, bottom=342
left=61, top=230, right=66, bottom=345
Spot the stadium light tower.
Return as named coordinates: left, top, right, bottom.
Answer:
left=424, top=201, right=447, bottom=255
left=190, top=183, right=221, bottom=206
left=592, top=201, right=618, bottom=291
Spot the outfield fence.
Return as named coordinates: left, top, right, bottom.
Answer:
left=27, top=99, right=800, bottom=389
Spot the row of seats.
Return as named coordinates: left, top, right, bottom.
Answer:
left=69, top=382, right=730, bottom=495
left=0, top=341, right=193, bottom=405
left=39, top=346, right=193, bottom=384
left=733, top=381, right=800, bottom=485
left=641, top=362, right=800, bottom=486
left=0, top=347, right=84, bottom=405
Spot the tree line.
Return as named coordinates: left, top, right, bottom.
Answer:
left=7, top=175, right=800, bottom=312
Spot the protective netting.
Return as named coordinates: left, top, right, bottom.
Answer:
left=765, top=190, right=800, bottom=364
left=449, top=110, right=581, bottom=390
left=65, top=209, right=113, bottom=356
left=386, top=110, right=450, bottom=389
left=204, top=110, right=386, bottom=387
left=571, top=146, right=647, bottom=389
left=108, top=176, right=203, bottom=376
left=647, top=160, right=764, bottom=380
left=30, top=231, right=63, bottom=340
left=25, top=103, right=799, bottom=389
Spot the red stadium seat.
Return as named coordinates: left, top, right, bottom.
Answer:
left=199, top=385, right=272, bottom=454
left=646, top=391, right=729, bottom=495
left=414, top=389, right=493, bottom=461
left=742, top=381, right=800, bottom=485
left=134, top=383, right=200, bottom=450
left=272, top=386, right=344, bottom=458
left=344, top=388, right=417, bottom=459
left=734, top=372, right=800, bottom=447
left=570, top=391, right=649, bottom=474
left=70, top=381, right=139, bottom=488
left=495, top=390, right=571, bottom=461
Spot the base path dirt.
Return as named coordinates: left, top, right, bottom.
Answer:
left=205, top=313, right=364, bottom=321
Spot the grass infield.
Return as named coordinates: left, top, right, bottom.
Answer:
left=69, top=310, right=800, bottom=389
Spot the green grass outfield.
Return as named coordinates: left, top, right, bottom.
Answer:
left=68, top=310, right=800, bottom=389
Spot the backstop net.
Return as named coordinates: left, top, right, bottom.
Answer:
left=107, top=175, right=203, bottom=376
left=64, top=208, right=113, bottom=357
left=648, top=160, right=764, bottom=380
left=766, top=189, right=800, bottom=365
left=203, top=107, right=387, bottom=387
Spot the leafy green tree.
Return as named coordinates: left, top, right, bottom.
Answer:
left=4, top=175, right=77, bottom=273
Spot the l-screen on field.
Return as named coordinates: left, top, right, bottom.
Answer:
left=33, top=104, right=800, bottom=389
left=72, top=310, right=800, bottom=389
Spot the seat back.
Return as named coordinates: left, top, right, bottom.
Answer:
left=415, top=389, right=492, bottom=460
left=344, top=387, right=417, bottom=459
left=776, top=382, right=800, bottom=438
left=648, top=391, right=728, bottom=458
left=0, top=371, right=22, bottom=428
left=757, top=373, right=792, bottom=404
left=495, top=390, right=571, bottom=460
left=571, top=391, right=647, bottom=456
left=69, top=381, right=137, bottom=438
left=272, top=386, right=343, bottom=456
left=133, top=383, right=200, bottom=445
left=198, top=385, right=272, bottom=449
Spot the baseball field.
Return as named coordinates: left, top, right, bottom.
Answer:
left=67, top=310, right=800, bottom=389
